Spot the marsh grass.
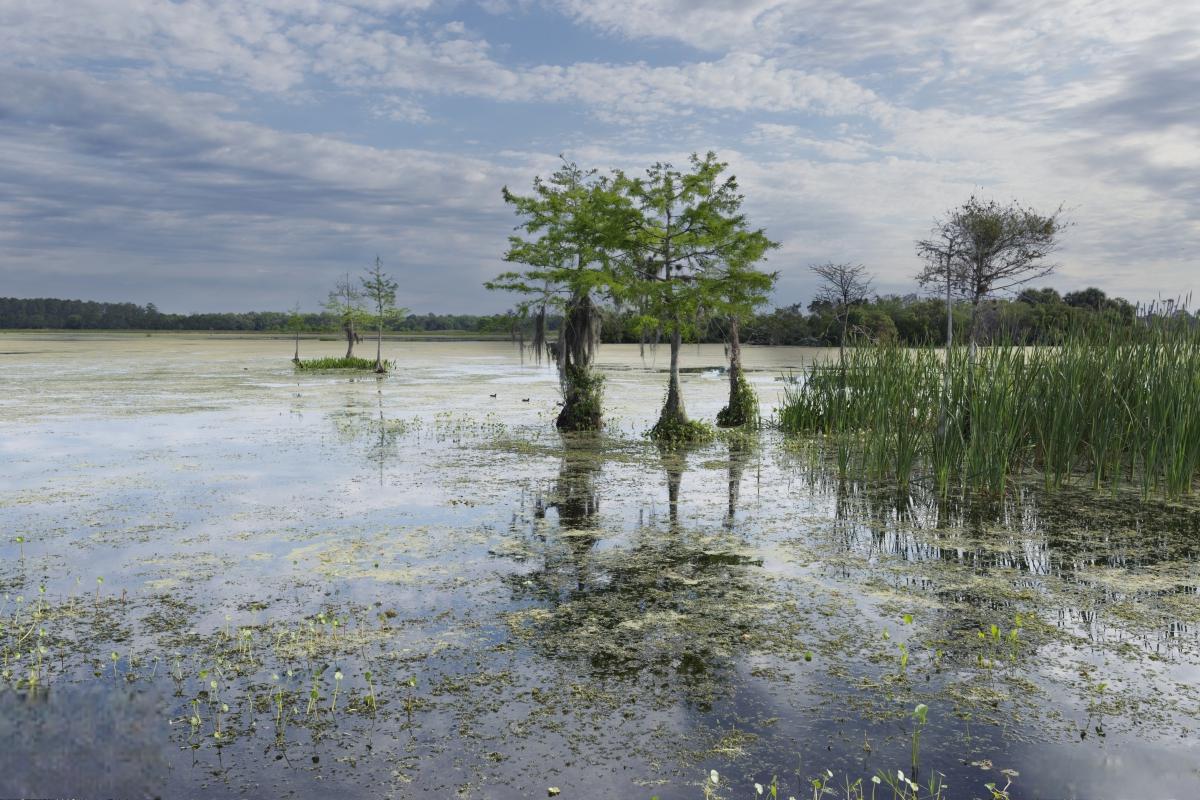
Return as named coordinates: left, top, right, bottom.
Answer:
left=778, top=316, right=1200, bottom=499
left=295, top=356, right=393, bottom=371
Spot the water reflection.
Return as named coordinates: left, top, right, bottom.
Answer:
left=502, top=439, right=765, bottom=710
left=725, top=438, right=748, bottom=529
left=816, top=478, right=1200, bottom=654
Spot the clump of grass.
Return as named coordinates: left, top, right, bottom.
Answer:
left=295, top=356, right=393, bottom=371
left=778, top=314, right=1200, bottom=499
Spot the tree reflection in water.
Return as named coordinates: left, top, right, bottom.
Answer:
left=502, top=437, right=766, bottom=711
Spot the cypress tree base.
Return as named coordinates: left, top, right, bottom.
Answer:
left=716, top=368, right=759, bottom=428
left=556, top=365, right=605, bottom=432
left=649, top=405, right=713, bottom=446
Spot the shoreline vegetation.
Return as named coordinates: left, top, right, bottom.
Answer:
left=779, top=315, right=1200, bottom=500
left=0, top=284, right=1172, bottom=347
left=0, top=327, right=516, bottom=340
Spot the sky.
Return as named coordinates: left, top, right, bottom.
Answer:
left=1, top=0, right=1197, bottom=314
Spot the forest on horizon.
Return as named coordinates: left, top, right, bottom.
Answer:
left=0, top=287, right=1190, bottom=347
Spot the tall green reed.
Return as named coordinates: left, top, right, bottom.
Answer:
left=778, top=314, right=1200, bottom=499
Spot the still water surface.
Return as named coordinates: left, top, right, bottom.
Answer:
left=1, top=334, right=1197, bottom=798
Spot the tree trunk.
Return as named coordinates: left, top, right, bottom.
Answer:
left=374, top=322, right=384, bottom=372
left=727, top=317, right=742, bottom=403
left=556, top=291, right=603, bottom=431
left=945, top=268, right=953, bottom=353
left=838, top=313, right=847, bottom=367
left=344, top=322, right=355, bottom=359
left=968, top=297, right=981, bottom=368
left=937, top=264, right=952, bottom=439
left=663, top=320, right=687, bottom=423
left=717, top=316, right=757, bottom=428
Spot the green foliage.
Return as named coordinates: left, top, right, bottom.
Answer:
left=0, top=285, right=1160, bottom=344
left=361, top=257, right=407, bottom=330
left=486, top=159, right=630, bottom=368
left=556, top=365, right=605, bottom=431
left=777, top=315, right=1200, bottom=498
left=716, top=368, right=759, bottom=428
left=614, top=152, right=778, bottom=338
left=295, top=356, right=390, bottom=371
left=649, top=409, right=714, bottom=446
left=488, top=160, right=632, bottom=304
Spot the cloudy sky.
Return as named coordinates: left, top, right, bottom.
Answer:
left=1, top=0, right=1197, bottom=313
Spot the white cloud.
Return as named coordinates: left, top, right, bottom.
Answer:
left=0, top=1, right=888, bottom=123
left=371, top=95, right=433, bottom=123
left=0, top=0, right=1197, bottom=310
left=0, top=69, right=538, bottom=310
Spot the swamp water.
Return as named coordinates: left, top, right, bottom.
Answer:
left=0, top=333, right=1198, bottom=799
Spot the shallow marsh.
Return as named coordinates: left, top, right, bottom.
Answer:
left=1, top=333, right=1198, bottom=798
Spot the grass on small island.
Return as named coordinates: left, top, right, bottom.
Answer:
left=295, top=356, right=393, bottom=371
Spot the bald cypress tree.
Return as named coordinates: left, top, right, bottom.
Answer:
left=615, top=152, right=777, bottom=441
left=486, top=160, right=633, bottom=430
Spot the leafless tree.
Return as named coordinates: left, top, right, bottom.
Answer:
left=811, top=261, right=873, bottom=366
left=919, top=196, right=1065, bottom=362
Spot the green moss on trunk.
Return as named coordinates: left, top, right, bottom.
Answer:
left=557, top=365, right=604, bottom=431
left=717, top=367, right=759, bottom=428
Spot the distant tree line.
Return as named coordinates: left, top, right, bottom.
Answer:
left=0, top=297, right=522, bottom=335
left=1, top=286, right=1186, bottom=347
left=604, top=286, right=1176, bottom=346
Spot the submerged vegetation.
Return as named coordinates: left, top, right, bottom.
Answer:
left=778, top=317, right=1200, bottom=498
left=3, top=338, right=1200, bottom=798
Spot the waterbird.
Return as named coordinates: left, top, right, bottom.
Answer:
left=489, top=392, right=497, bottom=398
left=521, top=397, right=530, bottom=402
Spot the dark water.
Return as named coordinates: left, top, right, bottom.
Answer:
left=1, top=337, right=1198, bottom=799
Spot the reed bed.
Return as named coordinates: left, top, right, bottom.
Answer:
left=295, top=356, right=391, bottom=371
left=777, top=317, right=1200, bottom=499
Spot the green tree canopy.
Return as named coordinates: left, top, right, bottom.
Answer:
left=614, top=152, right=777, bottom=440
left=485, top=159, right=634, bottom=430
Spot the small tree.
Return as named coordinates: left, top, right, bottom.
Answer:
left=916, top=221, right=964, bottom=437
left=285, top=303, right=305, bottom=363
left=922, top=196, right=1065, bottom=361
left=617, top=152, right=776, bottom=442
left=325, top=273, right=367, bottom=359
left=810, top=262, right=873, bottom=366
left=916, top=220, right=964, bottom=353
left=361, top=256, right=406, bottom=373
left=711, top=256, right=777, bottom=427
